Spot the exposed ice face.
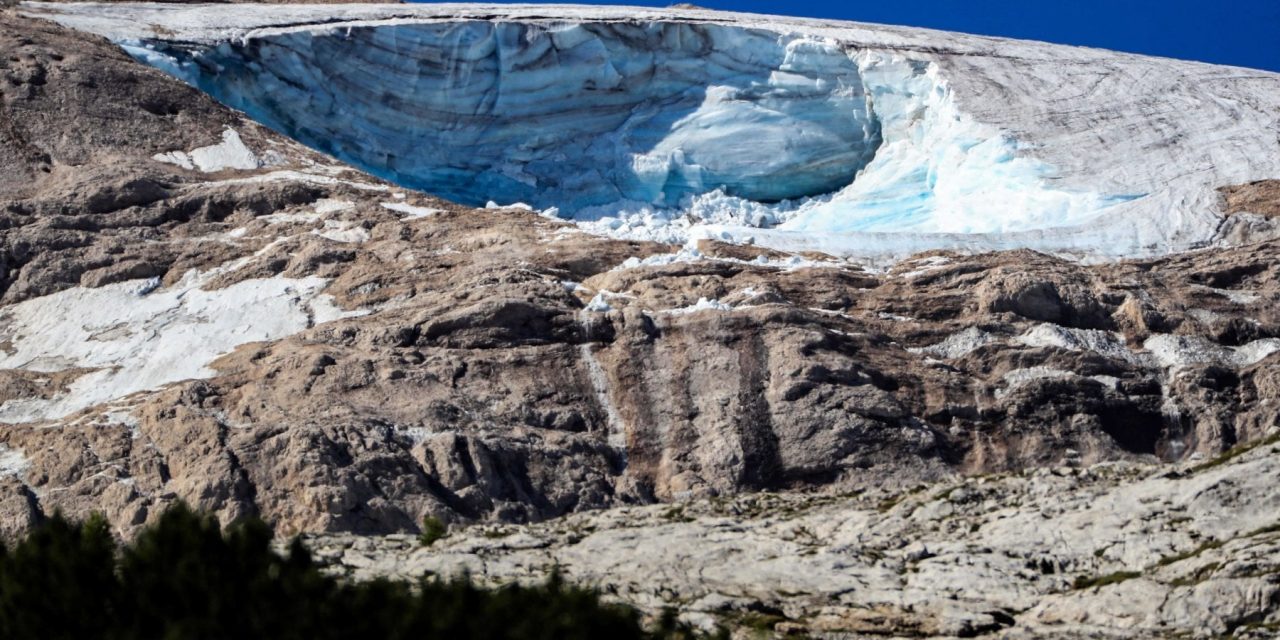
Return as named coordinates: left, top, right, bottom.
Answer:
left=122, top=21, right=1133, bottom=239
left=785, top=54, right=1140, bottom=235
left=130, top=23, right=880, bottom=210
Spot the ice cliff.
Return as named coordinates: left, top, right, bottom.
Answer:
left=35, top=3, right=1280, bottom=259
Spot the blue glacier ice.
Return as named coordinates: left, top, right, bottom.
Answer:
left=123, top=21, right=1139, bottom=237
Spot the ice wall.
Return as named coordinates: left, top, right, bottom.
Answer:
left=133, top=24, right=879, bottom=209
left=124, top=20, right=1137, bottom=240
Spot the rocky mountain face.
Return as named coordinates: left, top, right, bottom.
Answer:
left=1, top=5, right=1279, bottom=637
left=2, top=6, right=1280, bottom=533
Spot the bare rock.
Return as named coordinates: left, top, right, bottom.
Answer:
left=301, top=434, right=1280, bottom=639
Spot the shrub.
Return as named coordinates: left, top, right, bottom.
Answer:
left=419, top=515, right=447, bottom=547
left=1071, top=570, right=1141, bottom=590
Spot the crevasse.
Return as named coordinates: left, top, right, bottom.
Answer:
left=123, top=21, right=1137, bottom=237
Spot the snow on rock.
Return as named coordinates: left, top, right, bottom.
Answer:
left=29, top=3, right=1280, bottom=261
left=910, top=327, right=997, bottom=360
left=0, top=270, right=361, bottom=424
left=0, top=445, right=30, bottom=478
left=661, top=297, right=734, bottom=315
left=583, top=292, right=616, bottom=313
left=314, top=198, right=356, bottom=214
left=152, top=127, right=261, bottom=172
left=1144, top=334, right=1280, bottom=369
left=998, top=367, right=1079, bottom=397
left=312, top=220, right=369, bottom=243
left=898, top=255, right=953, bottom=279
left=1016, top=324, right=1141, bottom=364
left=380, top=202, right=442, bottom=219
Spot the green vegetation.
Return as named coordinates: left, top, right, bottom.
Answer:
left=1189, top=432, right=1280, bottom=474
left=1170, top=561, right=1221, bottom=587
left=1155, top=539, right=1224, bottom=567
left=419, top=515, right=447, bottom=546
left=1245, top=521, right=1280, bottom=538
left=1232, top=621, right=1280, bottom=637
left=0, top=504, right=707, bottom=640
left=723, top=610, right=787, bottom=636
left=661, top=506, right=695, bottom=523
left=876, top=495, right=904, bottom=513
left=1071, top=570, right=1142, bottom=590
left=876, top=484, right=930, bottom=513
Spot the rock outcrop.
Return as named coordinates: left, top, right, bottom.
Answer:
left=305, top=433, right=1280, bottom=638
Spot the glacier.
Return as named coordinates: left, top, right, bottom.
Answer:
left=121, top=22, right=1137, bottom=237
left=32, top=3, right=1280, bottom=260
left=131, top=22, right=884, bottom=214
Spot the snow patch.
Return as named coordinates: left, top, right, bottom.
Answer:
left=314, top=198, right=356, bottom=214
left=997, top=367, right=1078, bottom=397
left=583, top=292, right=616, bottom=313
left=662, top=298, right=733, bottom=315
left=613, top=247, right=706, bottom=272
left=209, top=170, right=390, bottom=192
left=1201, top=287, right=1262, bottom=305
left=910, top=327, right=997, bottom=359
left=394, top=426, right=431, bottom=445
left=153, top=128, right=261, bottom=172
left=312, top=220, right=369, bottom=243
left=381, top=201, right=442, bottom=219
left=898, top=256, right=953, bottom=279
left=0, top=269, right=363, bottom=424
left=1144, top=335, right=1280, bottom=369
left=1016, top=324, right=1139, bottom=364
left=260, top=211, right=317, bottom=225
left=103, top=409, right=143, bottom=440
left=0, top=446, right=30, bottom=478
left=486, top=201, right=534, bottom=211
left=612, top=245, right=838, bottom=273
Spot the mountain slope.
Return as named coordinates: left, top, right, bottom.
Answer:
left=0, top=5, right=1276, bottom=553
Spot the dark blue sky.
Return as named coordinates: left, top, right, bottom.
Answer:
left=418, top=1, right=1280, bottom=72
